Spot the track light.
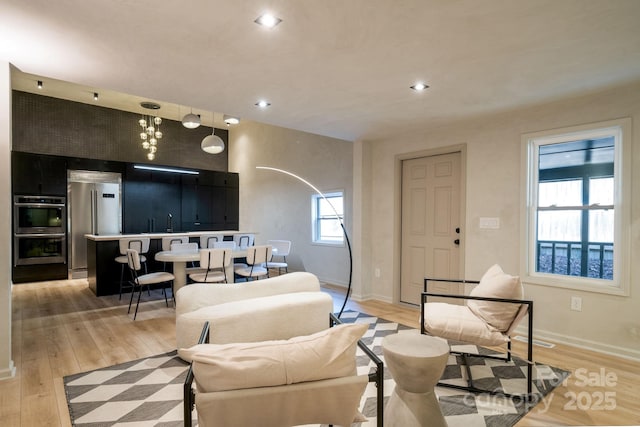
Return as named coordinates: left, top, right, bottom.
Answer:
left=223, top=115, right=240, bottom=125
left=93, top=92, right=99, bottom=101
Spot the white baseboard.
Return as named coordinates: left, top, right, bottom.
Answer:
left=0, top=361, right=16, bottom=381
left=515, top=326, right=640, bottom=362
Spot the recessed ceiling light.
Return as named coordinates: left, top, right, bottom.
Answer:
left=255, top=100, right=271, bottom=108
left=254, top=13, right=282, bottom=28
left=410, top=82, right=429, bottom=91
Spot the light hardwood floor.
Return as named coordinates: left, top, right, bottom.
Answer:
left=2, top=278, right=639, bottom=426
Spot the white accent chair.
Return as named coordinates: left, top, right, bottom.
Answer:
left=188, top=248, right=232, bottom=284
left=263, top=239, right=291, bottom=274
left=116, top=237, right=150, bottom=299
left=234, top=245, right=272, bottom=281
left=420, top=264, right=534, bottom=398
left=125, top=248, right=174, bottom=320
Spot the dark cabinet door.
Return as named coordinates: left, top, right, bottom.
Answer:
left=181, top=182, right=215, bottom=231
left=225, top=186, right=239, bottom=229
left=12, top=152, right=67, bottom=196
left=124, top=181, right=182, bottom=233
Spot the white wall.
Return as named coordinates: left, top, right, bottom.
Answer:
left=361, top=81, right=640, bottom=359
left=229, top=120, right=354, bottom=290
left=0, top=61, right=15, bottom=379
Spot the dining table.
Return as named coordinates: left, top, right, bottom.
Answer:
left=155, top=248, right=248, bottom=294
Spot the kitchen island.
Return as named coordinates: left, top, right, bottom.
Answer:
left=86, top=231, right=255, bottom=296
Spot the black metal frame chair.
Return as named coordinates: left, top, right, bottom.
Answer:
left=420, top=277, right=534, bottom=400
left=125, top=249, right=172, bottom=320
left=184, top=313, right=384, bottom=427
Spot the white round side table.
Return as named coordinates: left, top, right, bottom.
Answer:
left=382, top=331, right=450, bottom=427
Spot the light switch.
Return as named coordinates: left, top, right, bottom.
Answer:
left=479, top=217, right=500, bottom=229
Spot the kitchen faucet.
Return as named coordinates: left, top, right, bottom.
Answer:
left=167, top=213, right=173, bottom=233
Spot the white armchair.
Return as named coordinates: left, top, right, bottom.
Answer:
left=420, top=264, right=534, bottom=398
left=183, top=315, right=384, bottom=427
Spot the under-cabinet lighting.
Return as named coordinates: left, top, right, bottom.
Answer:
left=134, top=165, right=200, bottom=175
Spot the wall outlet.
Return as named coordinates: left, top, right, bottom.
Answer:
left=570, top=296, right=582, bottom=311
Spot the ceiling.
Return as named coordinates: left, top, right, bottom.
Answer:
left=2, top=0, right=640, bottom=141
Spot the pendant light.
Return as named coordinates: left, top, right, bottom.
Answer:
left=182, top=107, right=201, bottom=129
left=201, top=113, right=225, bottom=154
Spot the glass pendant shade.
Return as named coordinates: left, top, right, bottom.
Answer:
left=137, top=105, right=163, bottom=160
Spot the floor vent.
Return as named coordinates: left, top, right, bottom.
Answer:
left=514, top=335, right=555, bottom=348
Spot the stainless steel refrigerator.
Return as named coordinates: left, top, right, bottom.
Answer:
left=68, top=170, right=122, bottom=277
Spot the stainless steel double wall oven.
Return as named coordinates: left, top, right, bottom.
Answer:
left=13, top=195, right=67, bottom=266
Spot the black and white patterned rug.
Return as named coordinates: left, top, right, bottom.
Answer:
left=64, top=311, right=568, bottom=426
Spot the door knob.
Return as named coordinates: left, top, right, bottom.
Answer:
left=454, top=239, right=460, bottom=245
left=455, top=227, right=460, bottom=234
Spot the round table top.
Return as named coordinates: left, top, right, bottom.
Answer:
left=382, top=331, right=449, bottom=358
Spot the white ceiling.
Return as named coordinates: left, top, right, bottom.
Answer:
left=2, top=0, right=640, bottom=141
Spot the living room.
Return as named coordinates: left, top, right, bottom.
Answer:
left=1, top=1, right=640, bottom=426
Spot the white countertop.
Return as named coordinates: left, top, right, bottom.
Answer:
left=85, top=230, right=257, bottom=241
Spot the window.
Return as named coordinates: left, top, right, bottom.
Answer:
left=522, top=119, right=630, bottom=295
left=312, top=191, right=344, bottom=245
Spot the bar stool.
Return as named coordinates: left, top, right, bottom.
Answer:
left=161, top=235, right=189, bottom=270
left=199, top=234, right=221, bottom=249
left=115, top=237, right=150, bottom=299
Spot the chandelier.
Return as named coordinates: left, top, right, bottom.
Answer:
left=138, top=102, right=163, bottom=160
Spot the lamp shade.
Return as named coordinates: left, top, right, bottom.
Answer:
left=182, top=112, right=201, bottom=129
left=201, top=134, right=225, bottom=154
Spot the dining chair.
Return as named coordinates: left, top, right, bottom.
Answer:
left=188, top=248, right=232, bottom=284
left=116, top=237, right=150, bottom=300
left=264, top=239, right=291, bottom=274
left=234, top=245, right=272, bottom=281
left=126, top=248, right=174, bottom=319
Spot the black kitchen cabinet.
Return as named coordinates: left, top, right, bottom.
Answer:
left=124, top=180, right=182, bottom=233
left=123, top=164, right=183, bottom=233
left=12, top=152, right=67, bottom=196
left=181, top=172, right=238, bottom=231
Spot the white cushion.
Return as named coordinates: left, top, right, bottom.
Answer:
left=185, top=323, right=368, bottom=392
left=115, top=254, right=146, bottom=264
left=235, top=265, right=269, bottom=277
left=423, top=302, right=510, bottom=347
left=189, top=271, right=226, bottom=283
left=176, top=291, right=333, bottom=351
left=467, top=264, right=523, bottom=332
left=136, top=271, right=174, bottom=285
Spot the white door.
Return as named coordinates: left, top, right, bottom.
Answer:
left=400, top=152, right=462, bottom=305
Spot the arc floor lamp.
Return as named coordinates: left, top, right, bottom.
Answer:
left=256, top=166, right=352, bottom=318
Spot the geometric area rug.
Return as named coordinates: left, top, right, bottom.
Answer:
left=64, top=311, right=569, bottom=427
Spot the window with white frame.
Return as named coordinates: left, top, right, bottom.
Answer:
left=312, top=191, right=344, bottom=245
left=522, top=119, right=630, bottom=295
